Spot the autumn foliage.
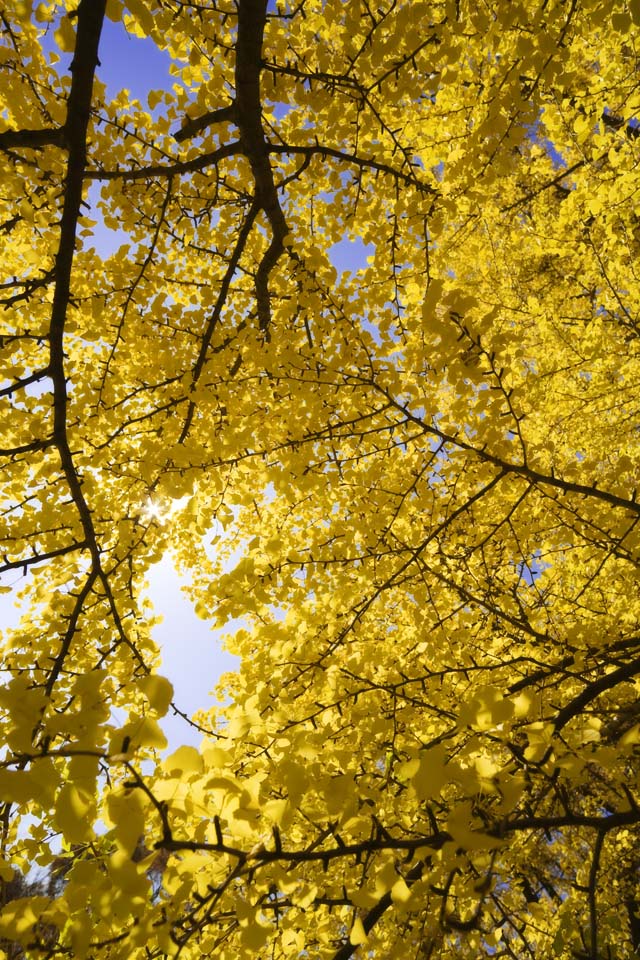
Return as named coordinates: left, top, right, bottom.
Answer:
left=1, top=0, right=640, bottom=957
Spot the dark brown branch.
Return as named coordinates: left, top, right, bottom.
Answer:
left=175, top=104, right=238, bottom=142
left=269, top=143, right=436, bottom=193
left=159, top=808, right=639, bottom=867
left=375, top=384, right=640, bottom=516
left=506, top=810, right=639, bottom=832
left=43, top=570, right=99, bottom=700
left=504, top=106, right=640, bottom=213
left=49, top=0, right=106, bottom=570
left=178, top=198, right=261, bottom=443
left=0, top=437, right=53, bottom=457
left=554, top=657, right=640, bottom=733
left=0, top=367, right=50, bottom=398
left=501, top=157, right=586, bottom=212
left=160, top=831, right=449, bottom=863
left=85, top=141, right=239, bottom=180
left=331, top=860, right=426, bottom=960
left=0, top=127, right=65, bottom=150
left=627, top=895, right=640, bottom=953
left=588, top=831, right=605, bottom=960
left=0, top=540, right=88, bottom=575
left=0, top=270, right=54, bottom=308
left=235, top=0, right=290, bottom=333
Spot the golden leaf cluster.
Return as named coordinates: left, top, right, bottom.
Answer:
left=0, top=1, right=639, bottom=958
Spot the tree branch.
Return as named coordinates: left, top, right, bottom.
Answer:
left=174, top=103, right=238, bottom=142
left=0, top=127, right=65, bottom=150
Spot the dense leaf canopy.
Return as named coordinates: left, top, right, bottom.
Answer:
left=1, top=0, right=639, bottom=957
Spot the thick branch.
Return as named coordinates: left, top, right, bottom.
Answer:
left=174, top=104, right=238, bottom=142
left=85, top=141, right=239, bottom=181
left=588, top=831, right=605, bottom=960
left=376, top=384, right=640, bottom=516
left=331, top=860, right=426, bottom=960
left=159, top=808, right=639, bottom=866
left=0, top=540, right=88, bottom=576
left=0, top=127, right=65, bottom=150
left=160, top=831, right=449, bottom=863
left=49, top=0, right=105, bottom=566
left=0, top=437, right=53, bottom=457
left=236, top=0, right=289, bottom=333
left=43, top=570, right=99, bottom=699
left=554, top=658, right=640, bottom=733
left=0, top=367, right=50, bottom=398
left=271, top=143, right=435, bottom=194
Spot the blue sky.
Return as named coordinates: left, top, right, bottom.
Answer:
left=144, top=560, right=239, bottom=749
left=99, top=16, right=174, bottom=103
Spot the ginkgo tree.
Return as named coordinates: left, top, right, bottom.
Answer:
left=1, top=0, right=639, bottom=957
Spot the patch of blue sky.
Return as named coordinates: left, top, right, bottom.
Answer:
left=37, top=11, right=174, bottom=108
left=97, top=17, right=174, bottom=105
left=144, top=559, right=240, bottom=749
left=73, top=20, right=177, bottom=256
left=515, top=548, right=550, bottom=587
left=265, top=100, right=294, bottom=121
left=525, top=111, right=565, bottom=168
left=431, top=160, right=445, bottom=181
left=326, top=236, right=384, bottom=344
left=327, top=236, right=374, bottom=275
left=85, top=184, right=129, bottom=258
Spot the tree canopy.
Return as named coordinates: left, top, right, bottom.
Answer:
left=1, top=0, right=639, bottom=957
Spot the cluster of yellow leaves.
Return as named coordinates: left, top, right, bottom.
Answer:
left=1, top=0, right=639, bottom=958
